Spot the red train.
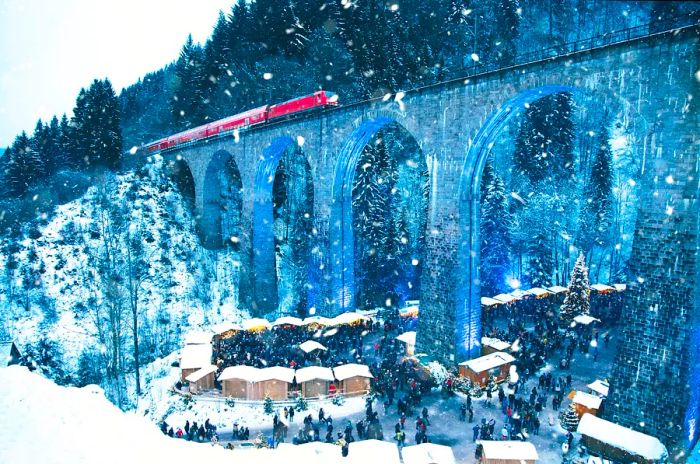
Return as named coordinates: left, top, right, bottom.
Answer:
left=144, top=90, right=338, bottom=153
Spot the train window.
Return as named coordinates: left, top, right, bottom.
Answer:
left=245, top=118, right=250, bottom=125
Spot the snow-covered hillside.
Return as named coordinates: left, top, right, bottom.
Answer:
left=0, top=157, right=246, bottom=405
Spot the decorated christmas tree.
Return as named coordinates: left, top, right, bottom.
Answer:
left=295, top=395, right=308, bottom=412
left=560, top=252, right=590, bottom=325
left=264, top=395, right=274, bottom=414
left=560, top=403, right=580, bottom=432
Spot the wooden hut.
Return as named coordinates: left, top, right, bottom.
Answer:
left=333, top=364, right=373, bottom=395
left=479, top=441, right=539, bottom=464
left=459, top=352, right=515, bottom=386
left=402, top=443, right=456, bottom=464
left=218, top=365, right=259, bottom=399
left=396, top=331, right=417, bottom=356
left=568, top=390, right=603, bottom=417
left=480, top=337, right=511, bottom=356
left=251, top=366, right=295, bottom=400
left=185, top=364, right=217, bottom=394
left=295, top=366, right=334, bottom=398
left=586, top=379, right=609, bottom=398
left=180, top=343, right=212, bottom=381
left=577, top=414, right=669, bottom=464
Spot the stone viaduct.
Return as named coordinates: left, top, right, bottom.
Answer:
left=141, top=24, right=699, bottom=455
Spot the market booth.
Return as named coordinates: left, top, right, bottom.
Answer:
left=459, top=352, right=515, bottom=386
left=251, top=366, right=295, bottom=400
left=219, top=365, right=259, bottom=399
left=481, top=337, right=511, bottom=356
left=348, top=439, right=400, bottom=464
left=185, top=364, right=217, bottom=394
left=568, top=390, right=603, bottom=417
left=180, top=343, right=213, bottom=381
left=402, top=443, right=456, bottom=464
left=577, top=414, right=669, bottom=464
left=479, top=440, right=539, bottom=464
left=396, top=331, right=417, bottom=356
left=295, top=366, right=334, bottom=398
left=587, top=379, right=609, bottom=398
left=333, top=363, right=373, bottom=395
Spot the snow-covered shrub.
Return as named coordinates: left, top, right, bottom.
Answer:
left=295, top=395, right=308, bottom=412
left=264, top=395, right=274, bottom=414
left=427, top=361, right=449, bottom=386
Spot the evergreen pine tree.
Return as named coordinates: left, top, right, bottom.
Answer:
left=5, top=132, right=34, bottom=197
left=480, top=171, right=512, bottom=295
left=560, top=403, right=580, bottom=431
left=264, top=395, right=274, bottom=414
left=560, top=252, right=590, bottom=325
left=172, top=35, right=208, bottom=129
left=72, top=80, right=122, bottom=170
left=490, top=0, right=520, bottom=66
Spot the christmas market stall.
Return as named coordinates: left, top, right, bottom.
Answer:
left=180, top=343, right=213, bottom=381
left=396, top=331, right=417, bottom=356
left=577, top=414, right=669, bottom=464
left=333, top=363, right=373, bottom=395
left=481, top=337, right=511, bottom=356
left=294, top=366, right=335, bottom=398
left=242, top=318, right=272, bottom=332
left=401, top=443, right=456, bottom=464
left=479, top=440, right=539, bottom=464
left=567, top=390, right=603, bottom=417
left=251, top=366, right=295, bottom=400
left=219, top=365, right=260, bottom=399
left=185, top=364, right=218, bottom=394
left=586, top=379, right=609, bottom=398
left=546, top=285, right=569, bottom=304
left=347, top=439, right=401, bottom=464
left=458, top=352, right=515, bottom=387
left=298, top=340, right=328, bottom=354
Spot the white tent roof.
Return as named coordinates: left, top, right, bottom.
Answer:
left=348, top=439, right=400, bottom=464
left=180, top=344, right=212, bottom=370
left=211, top=322, right=242, bottom=335
left=277, top=442, right=342, bottom=463
left=572, top=391, right=603, bottom=410
left=614, top=283, right=627, bottom=292
left=493, top=293, right=518, bottom=304
left=333, top=363, right=373, bottom=381
left=242, top=318, right=272, bottom=331
left=185, top=365, right=218, bottom=383
left=301, top=316, right=332, bottom=326
left=480, top=441, right=539, bottom=461
left=591, top=283, right=615, bottom=292
left=459, top=352, right=515, bottom=373
left=480, top=297, right=501, bottom=306
left=257, top=366, right=295, bottom=383
left=573, top=314, right=600, bottom=325
left=527, top=287, right=551, bottom=297
left=184, top=331, right=212, bottom=345
left=396, top=331, right=417, bottom=345
left=401, top=443, right=456, bottom=464
left=577, top=414, right=668, bottom=461
left=295, top=366, right=335, bottom=383
left=509, top=289, right=530, bottom=299
left=330, top=312, right=368, bottom=325
left=547, top=285, right=569, bottom=294
left=272, top=316, right=304, bottom=327
left=481, top=337, right=511, bottom=352
left=218, top=365, right=260, bottom=382
left=587, top=379, right=609, bottom=397
left=299, top=340, right=328, bottom=353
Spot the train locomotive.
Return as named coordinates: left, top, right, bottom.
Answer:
left=144, top=90, right=338, bottom=153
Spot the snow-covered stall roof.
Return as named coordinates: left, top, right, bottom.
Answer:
left=184, top=331, right=212, bottom=345
left=185, top=365, right=217, bottom=383
left=509, top=289, right=530, bottom=299
left=480, top=297, right=501, bottom=307
left=257, top=366, right=295, bottom=383
left=299, top=340, right=327, bottom=353
left=481, top=337, right=511, bottom=352
left=573, top=315, right=600, bottom=325
left=330, top=312, right=368, bottom=325
left=493, top=293, right=518, bottom=304
left=547, top=285, right=569, bottom=294
left=400, top=305, right=420, bottom=317
left=527, top=287, right=551, bottom=298
left=614, top=283, right=627, bottom=292
left=211, top=322, right=242, bottom=336
left=572, top=391, right=603, bottom=410
left=587, top=379, right=609, bottom=397
left=242, top=318, right=272, bottom=331
left=272, top=316, right=304, bottom=327
left=480, top=440, right=539, bottom=461
left=301, top=316, right=332, bottom=326
left=277, top=442, right=342, bottom=463
left=590, top=283, right=615, bottom=293
left=348, top=439, right=400, bottom=464
left=577, top=414, right=668, bottom=461
left=333, top=363, right=373, bottom=381
left=401, top=443, right=456, bottom=464
left=218, top=365, right=260, bottom=382
left=180, top=344, right=212, bottom=370
left=459, top=352, right=515, bottom=373
left=294, top=366, right=335, bottom=383
left=396, top=331, right=417, bottom=345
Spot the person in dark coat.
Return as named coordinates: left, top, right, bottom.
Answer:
left=472, top=424, right=480, bottom=442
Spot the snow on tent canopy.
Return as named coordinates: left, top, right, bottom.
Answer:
left=299, top=340, right=328, bottom=353
left=509, top=289, right=530, bottom=299
left=294, top=366, right=335, bottom=383
left=396, top=331, right=417, bottom=345
left=480, top=297, right=501, bottom=307
left=587, top=379, right=609, bottom=397
left=277, top=442, right=342, bottom=463
left=481, top=337, right=512, bottom=352
left=301, top=316, right=332, bottom=327
left=185, top=364, right=218, bottom=383
left=479, top=440, right=539, bottom=463
left=211, top=322, right=242, bottom=338
left=333, top=363, right=373, bottom=381
left=400, top=305, right=419, bottom=317
left=401, top=443, right=456, bottom=464
left=614, top=283, right=627, bottom=292
left=573, top=315, right=600, bottom=326
left=493, top=293, right=518, bottom=304
left=218, top=365, right=260, bottom=382
left=184, top=331, right=212, bottom=345
left=329, top=311, right=368, bottom=326
left=547, top=285, right=569, bottom=294
left=590, top=283, right=615, bottom=294
left=347, top=439, right=401, bottom=464
left=577, top=413, right=669, bottom=462
left=272, top=316, right=304, bottom=327
left=569, top=390, right=603, bottom=410
left=256, top=366, right=296, bottom=383
left=180, top=344, right=212, bottom=370
left=242, top=318, right=272, bottom=332
left=527, top=287, right=551, bottom=298
left=459, top=352, right=515, bottom=374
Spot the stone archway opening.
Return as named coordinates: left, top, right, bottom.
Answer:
left=201, top=151, right=243, bottom=250
left=164, top=157, right=196, bottom=213
left=332, top=119, right=429, bottom=316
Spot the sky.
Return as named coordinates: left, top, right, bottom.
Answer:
left=0, top=0, right=235, bottom=147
